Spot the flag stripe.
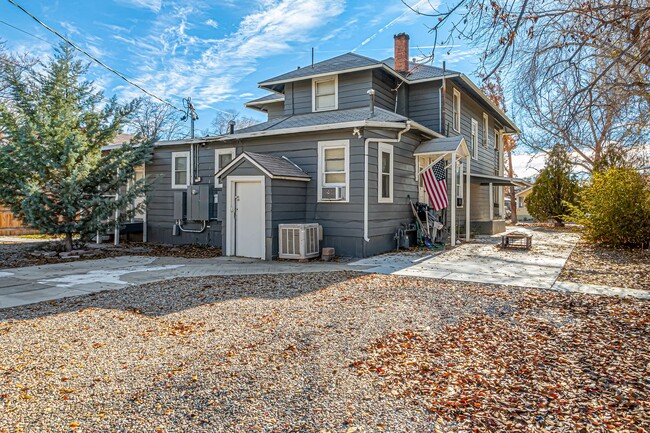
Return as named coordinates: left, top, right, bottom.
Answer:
left=422, top=160, right=448, bottom=211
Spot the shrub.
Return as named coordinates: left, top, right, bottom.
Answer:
left=527, top=145, right=579, bottom=225
left=567, top=168, right=650, bottom=247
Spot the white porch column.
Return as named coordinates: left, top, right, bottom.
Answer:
left=465, top=155, right=471, bottom=241
left=450, top=152, right=456, bottom=246
left=488, top=182, right=493, bottom=221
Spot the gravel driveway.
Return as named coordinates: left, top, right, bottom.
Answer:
left=1, top=272, right=648, bottom=432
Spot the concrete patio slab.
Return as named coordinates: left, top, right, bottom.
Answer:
left=350, top=227, right=581, bottom=289
left=0, top=255, right=356, bottom=309
left=552, top=281, right=650, bottom=299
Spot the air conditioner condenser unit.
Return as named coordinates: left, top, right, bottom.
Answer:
left=279, top=223, right=321, bottom=259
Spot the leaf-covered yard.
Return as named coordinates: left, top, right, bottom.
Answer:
left=0, top=272, right=648, bottom=432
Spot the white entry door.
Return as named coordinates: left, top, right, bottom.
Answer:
left=232, top=179, right=265, bottom=259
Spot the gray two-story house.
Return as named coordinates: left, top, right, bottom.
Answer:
left=143, top=33, right=521, bottom=259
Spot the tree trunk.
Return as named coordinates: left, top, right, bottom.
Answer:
left=64, top=232, right=73, bottom=252
left=506, top=147, right=517, bottom=223
left=509, top=186, right=517, bottom=223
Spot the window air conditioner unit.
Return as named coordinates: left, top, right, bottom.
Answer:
left=279, top=223, right=321, bottom=259
left=321, top=186, right=343, bottom=201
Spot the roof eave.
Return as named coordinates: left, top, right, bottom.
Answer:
left=258, top=64, right=383, bottom=87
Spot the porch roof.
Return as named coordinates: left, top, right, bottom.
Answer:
left=470, top=173, right=529, bottom=187
left=215, top=151, right=311, bottom=182
left=414, top=135, right=470, bottom=158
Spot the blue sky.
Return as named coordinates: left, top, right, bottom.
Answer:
left=1, top=0, right=483, bottom=132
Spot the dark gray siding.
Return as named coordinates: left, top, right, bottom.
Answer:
left=338, top=70, right=373, bottom=110
left=266, top=101, right=285, bottom=119
left=371, top=69, right=398, bottom=113
left=408, top=81, right=442, bottom=134
left=284, top=80, right=312, bottom=115
left=444, top=83, right=503, bottom=222
left=270, top=179, right=308, bottom=257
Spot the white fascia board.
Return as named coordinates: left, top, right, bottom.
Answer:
left=217, top=118, right=442, bottom=142
left=244, top=97, right=285, bottom=107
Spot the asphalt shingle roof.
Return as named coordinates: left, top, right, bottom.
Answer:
left=381, top=57, right=459, bottom=80
left=414, top=135, right=465, bottom=154
left=233, top=107, right=408, bottom=135
left=245, top=93, right=285, bottom=104
left=259, top=53, right=380, bottom=84
left=243, top=152, right=310, bottom=179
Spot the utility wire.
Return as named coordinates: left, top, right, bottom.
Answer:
left=5, top=0, right=184, bottom=112
left=0, top=19, right=56, bottom=47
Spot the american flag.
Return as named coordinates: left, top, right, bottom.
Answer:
left=422, top=160, right=448, bottom=211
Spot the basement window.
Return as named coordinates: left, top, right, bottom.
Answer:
left=312, top=75, right=338, bottom=112
left=171, top=151, right=190, bottom=189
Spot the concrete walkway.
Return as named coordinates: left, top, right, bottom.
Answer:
left=0, top=256, right=353, bottom=309
left=350, top=227, right=580, bottom=288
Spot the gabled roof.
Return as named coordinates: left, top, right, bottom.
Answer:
left=414, top=135, right=470, bottom=158
left=215, top=151, right=310, bottom=182
left=259, top=52, right=380, bottom=86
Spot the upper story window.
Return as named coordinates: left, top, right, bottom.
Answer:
left=378, top=143, right=393, bottom=203
left=318, top=140, right=349, bottom=202
left=471, top=118, right=479, bottom=160
left=452, top=88, right=461, bottom=132
left=483, top=113, right=489, bottom=147
left=215, top=148, right=236, bottom=188
left=312, top=75, right=338, bottom=112
left=172, top=151, right=190, bottom=189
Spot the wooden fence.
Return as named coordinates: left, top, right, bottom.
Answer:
left=0, top=207, right=37, bottom=235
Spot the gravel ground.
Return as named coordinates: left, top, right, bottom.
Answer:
left=0, top=272, right=648, bottom=432
left=559, top=241, right=650, bottom=291
left=0, top=241, right=221, bottom=269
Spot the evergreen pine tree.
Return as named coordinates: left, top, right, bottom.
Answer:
left=526, top=144, right=579, bottom=226
left=0, top=44, right=153, bottom=251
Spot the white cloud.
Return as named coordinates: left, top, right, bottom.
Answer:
left=353, top=0, right=436, bottom=51
left=205, top=19, right=219, bottom=29
left=115, top=0, right=162, bottom=13
left=116, top=0, right=346, bottom=110
left=511, top=152, right=545, bottom=179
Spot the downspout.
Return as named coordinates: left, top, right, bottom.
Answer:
left=363, top=121, right=412, bottom=246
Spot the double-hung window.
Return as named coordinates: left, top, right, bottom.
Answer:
left=452, top=88, right=461, bottom=132
left=214, top=148, right=235, bottom=188
left=482, top=113, right=489, bottom=147
left=318, top=140, right=349, bottom=202
left=471, top=118, right=479, bottom=160
left=312, top=75, right=338, bottom=112
left=171, top=151, right=190, bottom=189
left=378, top=143, right=393, bottom=203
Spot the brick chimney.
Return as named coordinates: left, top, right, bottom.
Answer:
left=394, top=33, right=410, bottom=72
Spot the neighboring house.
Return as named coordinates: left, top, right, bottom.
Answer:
left=145, top=33, right=524, bottom=259
left=515, top=186, right=534, bottom=221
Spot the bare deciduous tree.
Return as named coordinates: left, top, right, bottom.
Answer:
left=128, top=97, right=187, bottom=142
left=204, top=109, right=259, bottom=136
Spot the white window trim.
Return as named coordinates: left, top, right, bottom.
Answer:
left=482, top=113, right=489, bottom=147
left=171, top=151, right=190, bottom=189
left=312, top=75, right=338, bottom=112
left=377, top=143, right=394, bottom=203
left=452, top=88, right=461, bottom=132
left=214, top=147, right=236, bottom=188
left=456, top=161, right=464, bottom=208
left=317, top=139, right=349, bottom=203
left=471, top=118, right=479, bottom=160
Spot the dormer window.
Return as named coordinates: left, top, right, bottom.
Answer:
left=312, top=75, right=338, bottom=112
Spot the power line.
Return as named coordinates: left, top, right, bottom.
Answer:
left=5, top=0, right=184, bottom=113
left=0, top=19, right=56, bottom=47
